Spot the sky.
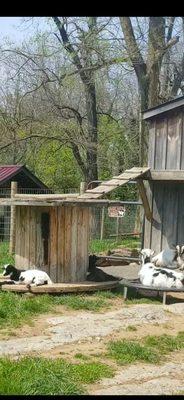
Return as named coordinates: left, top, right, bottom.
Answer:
left=0, top=17, right=49, bottom=43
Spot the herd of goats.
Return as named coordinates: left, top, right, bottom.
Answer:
left=1, top=245, right=184, bottom=290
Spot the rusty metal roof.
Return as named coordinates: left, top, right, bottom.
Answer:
left=0, top=165, right=48, bottom=188
left=0, top=165, right=23, bottom=183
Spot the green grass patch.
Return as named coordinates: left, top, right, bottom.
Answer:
left=89, top=236, right=140, bottom=254
left=0, top=291, right=109, bottom=330
left=0, top=356, right=114, bottom=395
left=106, top=332, right=184, bottom=366
left=0, top=242, right=14, bottom=271
left=107, top=339, right=159, bottom=365
left=51, top=293, right=109, bottom=311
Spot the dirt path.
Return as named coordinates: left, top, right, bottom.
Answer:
left=1, top=301, right=184, bottom=394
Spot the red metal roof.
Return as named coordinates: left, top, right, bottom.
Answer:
left=0, top=165, right=23, bottom=183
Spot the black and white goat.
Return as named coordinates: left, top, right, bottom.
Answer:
left=151, top=245, right=184, bottom=270
left=2, top=264, right=53, bottom=287
left=151, top=248, right=177, bottom=269
left=139, top=249, right=184, bottom=289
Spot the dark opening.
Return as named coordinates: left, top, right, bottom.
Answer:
left=41, top=213, right=50, bottom=265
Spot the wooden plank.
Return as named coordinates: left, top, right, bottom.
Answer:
left=148, top=120, right=156, bottom=169
left=177, top=185, right=184, bottom=245
left=64, top=206, right=72, bottom=282
left=70, top=206, right=78, bottom=282
left=24, top=207, right=30, bottom=269
left=50, top=207, right=58, bottom=283
left=143, top=182, right=153, bottom=249
left=154, top=117, right=167, bottom=170
left=29, top=207, right=36, bottom=268
left=146, top=170, right=184, bottom=181
left=150, top=183, right=164, bottom=254
left=35, top=208, right=44, bottom=269
left=137, top=180, right=152, bottom=221
left=15, top=206, right=21, bottom=268
left=79, top=167, right=150, bottom=199
left=166, top=112, right=182, bottom=169
left=162, top=183, right=178, bottom=249
left=57, top=206, right=65, bottom=283
left=15, top=193, right=78, bottom=200
left=9, top=181, right=18, bottom=254
left=180, top=112, right=184, bottom=170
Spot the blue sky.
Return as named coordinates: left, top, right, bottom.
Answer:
left=0, top=17, right=49, bottom=43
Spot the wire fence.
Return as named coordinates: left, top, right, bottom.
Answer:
left=0, top=188, right=144, bottom=248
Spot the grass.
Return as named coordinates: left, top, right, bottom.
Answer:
left=106, top=332, right=184, bottom=365
left=0, top=284, right=163, bottom=331
left=89, top=236, right=140, bottom=254
left=0, top=356, right=114, bottom=395
left=0, top=291, right=110, bottom=330
left=0, top=241, right=14, bottom=271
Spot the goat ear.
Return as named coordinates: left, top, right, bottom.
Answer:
left=176, top=245, right=180, bottom=253
left=181, top=246, right=184, bottom=253
left=151, top=250, right=155, bottom=256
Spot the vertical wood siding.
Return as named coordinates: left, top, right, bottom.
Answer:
left=15, top=205, right=90, bottom=283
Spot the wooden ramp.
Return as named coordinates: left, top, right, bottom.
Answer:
left=78, top=167, right=150, bottom=199
left=0, top=280, right=119, bottom=294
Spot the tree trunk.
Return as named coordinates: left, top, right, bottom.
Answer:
left=85, top=79, right=98, bottom=182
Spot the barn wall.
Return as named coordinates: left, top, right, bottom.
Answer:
left=148, top=109, right=183, bottom=170
left=143, top=182, right=184, bottom=252
left=15, top=205, right=91, bottom=283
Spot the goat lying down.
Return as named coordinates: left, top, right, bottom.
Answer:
left=2, top=264, right=53, bottom=287
left=142, top=246, right=184, bottom=270
left=139, top=249, right=184, bottom=289
left=139, top=263, right=184, bottom=289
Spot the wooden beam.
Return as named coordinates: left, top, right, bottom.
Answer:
left=146, top=170, right=184, bottom=181
left=137, top=179, right=152, bottom=222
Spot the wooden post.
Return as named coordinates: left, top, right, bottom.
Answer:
left=100, top=207, right=105, bottom=240
left=9, top=181, right=17, bottom=254
left=116, top=216, right=120, bottom=240
left=80, top=181, right=87, bottom=195
left=137, top=179, right=152, bottom=222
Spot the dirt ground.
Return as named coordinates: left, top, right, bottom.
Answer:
left=1, top=262, right=184, bottom=395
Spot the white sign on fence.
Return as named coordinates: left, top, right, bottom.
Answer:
left=108, top=206, right=126, bottom=218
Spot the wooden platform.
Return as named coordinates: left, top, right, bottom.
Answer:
left=0, top=280, right=119, bottom=294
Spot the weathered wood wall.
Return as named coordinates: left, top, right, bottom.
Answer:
left=143, top=107, right=184, bottom=252
left=15, top=205, right=90, bottom=283
left=148, top=109, right=183, bottom=170
left=144, top=181, right=184, bottom=252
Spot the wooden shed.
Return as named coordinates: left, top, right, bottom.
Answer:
left=142, top=95, right=184, bottom=253
left=0, top=167, right=149, bottom=283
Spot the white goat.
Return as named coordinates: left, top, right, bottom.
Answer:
left=151, top=248, right=177, bottom=268
left=3, top=264, right=53, bottom=287
left=139, top=249, right=184, bottom=289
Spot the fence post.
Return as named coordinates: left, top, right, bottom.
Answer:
left=80, top=181, right=87, bottom=195
left=116, top=216, right=120, bottom=240
left=9, top=181, right=17, bottom=254
left=100, top=207, right=105, bottom=240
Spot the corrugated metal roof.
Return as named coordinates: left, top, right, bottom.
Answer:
left=0, top=165, right=23, bottom=183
